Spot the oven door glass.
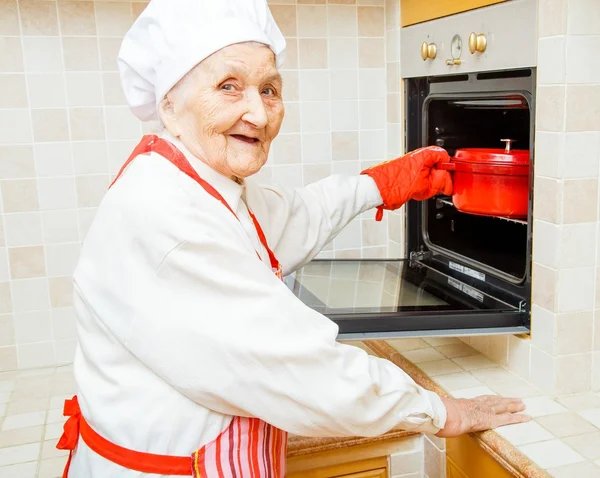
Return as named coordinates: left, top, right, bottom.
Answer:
left=284, top=259, right=529, bottom=340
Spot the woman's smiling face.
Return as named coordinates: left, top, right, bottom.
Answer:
left=160, top=42, right=285, bottom=180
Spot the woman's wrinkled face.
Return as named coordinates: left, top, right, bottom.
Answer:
left=160, top=42, right=284, bottom=180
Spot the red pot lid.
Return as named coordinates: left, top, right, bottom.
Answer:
left=454, top=147, right=530, bottom=166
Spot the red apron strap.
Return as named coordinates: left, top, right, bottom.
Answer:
left=56, top=395, right=190, bottom=476
left=56, top=396, right=81, bottom=478
left=109, top=134, right=159, bottom=190
left=110, top=135, right=281, bottom=273
left=248, top=210, right=279, bottom=271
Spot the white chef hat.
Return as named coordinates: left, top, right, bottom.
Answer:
left=117, top=0, right=286, bottom=121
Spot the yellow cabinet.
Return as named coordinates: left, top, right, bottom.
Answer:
left=401, top=0, right=509, bottom=27
left=286, top=456, right=388, bottom=478
left=446, top=434, right=514, bottom=478
left=333, top=467, right=387, bottom=478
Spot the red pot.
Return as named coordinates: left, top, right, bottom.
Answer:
left=437, top=142, right=530, bottom=218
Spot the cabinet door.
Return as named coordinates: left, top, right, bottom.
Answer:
left=333, top=468, right=387, bottom=478
left=401, top=0, right=508, bottom=27
left=447, top=457, right=470, bottom=478
left=446, top=434, right=514, bottom=478
left=286, top=456, right=387, bottom=478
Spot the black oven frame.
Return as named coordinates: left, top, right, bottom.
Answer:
left=405, top=68, right=535, bottom=317
left=286, top=68, right=535, bottom=339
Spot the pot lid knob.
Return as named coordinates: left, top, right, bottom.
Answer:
left=500, top=138, right=516, bottom=153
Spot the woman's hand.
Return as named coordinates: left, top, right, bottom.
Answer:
left=435, top=395, right=531, bottom=438
left=360, top=146, right=453, bottom=221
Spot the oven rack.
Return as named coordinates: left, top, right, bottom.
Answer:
left=435, top=198, right=527, bottom=226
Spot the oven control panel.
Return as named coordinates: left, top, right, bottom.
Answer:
left=400, top=0, right=537, bottom=78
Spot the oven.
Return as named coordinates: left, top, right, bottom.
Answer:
left=285, top=0, right=538, bottom=340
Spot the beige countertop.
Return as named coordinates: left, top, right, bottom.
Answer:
left=288, top=337, right=552, bottom=477
left=287, top=429, right=417, bottom=458
left=364, top=338, right=600, bottom=478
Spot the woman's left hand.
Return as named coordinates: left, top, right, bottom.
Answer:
left=361, top=146, right=453, bottom=220
left=434, top=394, right=531, bottom=438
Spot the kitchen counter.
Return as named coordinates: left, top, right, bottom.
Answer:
left=287, top=429, right=417, bottom=458
left=1, top=339, right=599, bottom=477
left=364, top=338, right=600, bottom=478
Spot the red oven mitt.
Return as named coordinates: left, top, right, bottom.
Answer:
left=360, top=146, right=453, bottom=221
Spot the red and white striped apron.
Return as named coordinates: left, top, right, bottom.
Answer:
left=57, top=135, right=288, bottom=477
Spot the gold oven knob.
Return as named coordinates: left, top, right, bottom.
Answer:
left=421, top=41, right=437, bottom=61
left=468, top=32, right=487, bottom=54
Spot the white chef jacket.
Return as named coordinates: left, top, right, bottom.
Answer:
left=69, top=130, right=447, bottom=477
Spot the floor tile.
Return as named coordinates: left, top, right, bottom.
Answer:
left=557, top=393, right=600, bottom=411
left=44, top=423, right=63, bottom=441
left=10, top=383, right=52, bottom=401
left=51, top=379, right=76, bottom=396
left=18, top=368, right=54, bottom=378
left=451, top=386, right=497, bottom=399
left=41, top=440, right=68, bottom=460
left=562, top=431, right=600, bottom=461
left=0, top=443, right=40, bottom=467
left=436, top=343, right=477, bottom=359
left=418, top=360, right=463, bottom=377
left=433, top=372, right=482, bottom=391
left=0, top=382, right=15, bottom=393
left=495, top=421, right=554, bottom=446
left=0, top=461, right=37, bottom=478
left=46, top=409, right=64, bottom=424
left=402, top=348, right=445, bottom=364
left=579, top=408, right=600, bottom=429
left=6, top=398, right=48, bottom=415
left=1, top=411, right=45, bottom=431
left=486, top=380, right=543, bottom=399
left=0, top=406, right=4, bottom=419
left=470, top=367, right=519, bottom=383
left=522, top=397, right=569, bottom=418
left=39, top=456, right=66, bottom=478
left=547, top=461, right=600, bottom=478
left=422, top=337, right=462, bottom=347
left=386, top=339, right=430, bottom=353
left=518, top=440, right=585, bottom=469
left=452, top=354, right=496, bottom=371
left=536, top=412, right=598, bottom=438
left=0, top=394, right=9, bottom=406
left=0, top=374, right=17, bottom=385
left=49, top=395, right=70, bottom=410
left=0, top=426, right=43, bottom=448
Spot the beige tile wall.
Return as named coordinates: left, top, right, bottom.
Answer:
left=384, top=0, right=404, bottom=257
left=0, top=0, right=399, bottom=370
left=264, top=0, right=396, bottom=260
left=388, top=434, right=425, bottom=478
left=466, top=0, right=600, bottom=396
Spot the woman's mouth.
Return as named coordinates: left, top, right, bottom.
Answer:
left=230, top=134, right=260, bottom=145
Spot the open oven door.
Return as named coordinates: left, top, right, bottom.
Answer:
left=284, top=257, right=529, bottom=340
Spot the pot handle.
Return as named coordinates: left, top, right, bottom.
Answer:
left=436, top=162, right=456, bottom=171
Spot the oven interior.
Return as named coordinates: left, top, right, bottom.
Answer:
left=405, top=70, right=536, bottom=307
left=426, top=95, right=531, bottom=281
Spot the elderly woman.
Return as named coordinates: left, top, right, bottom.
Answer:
left=57, top=0, right=529, bottom=477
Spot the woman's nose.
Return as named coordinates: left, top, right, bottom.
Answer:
left=242, top=90, right=269, bottom=129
